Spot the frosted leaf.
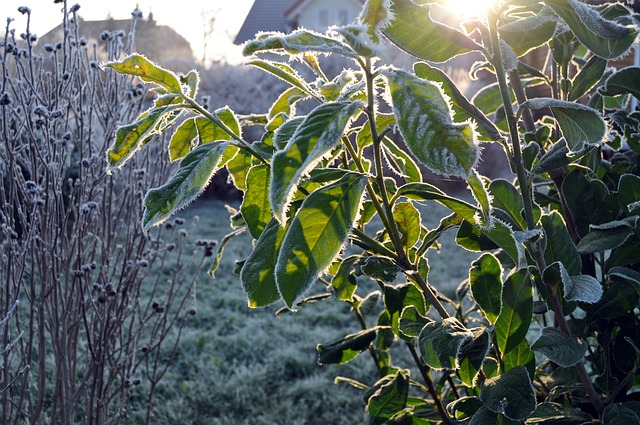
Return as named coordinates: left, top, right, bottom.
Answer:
left=383, top=68, right=479, bottom=178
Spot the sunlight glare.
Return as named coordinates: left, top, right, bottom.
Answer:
left=445, top=0, right=497, bottom=18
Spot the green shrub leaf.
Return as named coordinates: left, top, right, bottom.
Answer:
left=541, top=211, right=582, bottom=275
left=271, top=101, right=362, bottom=222
left=494, top=270, right=533, bottom=357
left=106, top=54, right=183, bottom=94
left=240, top=218, right=287, bottom=308
left=531, top=327, right=586, bottom=367
left=603, top=404, right=640, bottom=425
left=546, top=0, right=637, bottom=59
left=576, top=218, right=637, bottom=254
left=600, top=67, right=640, bottom=101
left=169, top=118, right=198, bottom=161
left=569, top=55, right=608, bottom=101
left=382, top=137, right=423, bottom=183
left=108, top=105, right=180, bottom=168
left=559, top=263, right=603, bottom=304
left=385, top=68, right=479, bottom=178
left=243, top=30, right=357, bottom=58
left=458, top=328, right=491, bottom=387
left=247, top=59, right=315, bottom=96
left=498, top=7, right=558, bottom=57
left=418, top=317, right=473, bottom=370
left=331, top=256, right=360, bottom=302
left=317, top=327, right=381, bottom=365
left=384, top=0, right=479, bottom=62
left=268, top=86, right=307, bottom=119
left=142, top=142, right=230, bottom=231
left=276, top=172, right=367, bottom=308
left=522, top=98, right=605, bottom=153
left=480, top=366, right=537, bottom=420
left=384, top=283, right=427, bottom=337
left=489, top=179, right=527, bottom=230
left=399, top=306, right=432, bottom=339
left=196, top=108, right=240, bottom=143
left=414, top=62, right=502, bottom=142
left=241, top=165, right=272, bottom=239
left=527, top=402, right=593, bottom=424
left=469, top=253, right=503, bottom=324
left=504, top=340, right=535, bottom=376
left=392, top=202, right=422, bottom=251
left=367, top=371, right=410, bottom=425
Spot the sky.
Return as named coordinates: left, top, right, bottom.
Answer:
left=1, top=0, right=255, bottom=63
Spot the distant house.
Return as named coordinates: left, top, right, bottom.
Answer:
left=234, top=0, right=364, bottom=45
left=38, top=14, right=195, bottom=71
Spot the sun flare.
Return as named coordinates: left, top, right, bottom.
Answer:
left=445, top=0, right=497, bottom=18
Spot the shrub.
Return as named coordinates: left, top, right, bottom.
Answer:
left=0, top=4, right=204, bottom=424
left=107, top=0, right=640, bottom=423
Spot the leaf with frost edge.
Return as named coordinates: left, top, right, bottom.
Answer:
left=142, top=142, right=230, bottom=231
left=383, top=68, right=480, bottom=178
left=275, top=173, right=368, bottom=309
left=270, top=101, right=363, bottom=223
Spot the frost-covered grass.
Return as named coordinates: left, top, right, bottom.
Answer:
left=131, top=198, right=477, bottom=424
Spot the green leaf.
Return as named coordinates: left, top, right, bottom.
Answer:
left=142, top=142, right=230, bottom=230
left=241, top=165, right=271, bottom=239
left=383, top=0, right=479, bottom=62
left=268, top=86, right=307, bottom=119
left=317, top=327, right=380, bottom=365
left=367, top=371, right=410, bottom=425
left=608, top=266, right=640, bottom=293
left=276, top=172, right=367, bottom=308
left=106, top=54, right=183, bottom=94
left=468, top=171, right=492, bottom=228
left=603, top=404, right=640, bottom=425
left=600, top=67, right=640, bottom=101
left=494, top=270, right=533, bottom=357
left=469, top=407, right=520, bottom=425
left=531, top=327, right=586, bottom=367
left=108, top=105, right=179, bottom=168
left=498, top=8, right=557, bottom=57
left=384, top=283, right=427, bottom=337
left=458, top=328, right=490, bottom=387
left=385, top=68, right=479, bottom=178
left=447, top=397, right=484, bottom=421
left=243, top=29, right=357, bottom=58
left=273, top=117, right=305, bottom=151
left=522, top=98, right=605, bottom=153
left=587, top=280, right=639, bottom=319
left=489, top=179, right=526, bottom=230
left=331, top=256, right=360, bottom=302
left=562, top=170, right=615, bottom=238
left=247, top=59, right=315, bottom=96
left=469, top=253, right=503, bottom=324
left=559, top=263, right=603, bottom=304
left=569, top=55, right=608, bottom=101
left=456, top=219, right=500, bottom=252
left=399, top=306, right=432, bottom=340
left=392, top=202, right=422, bottom=251
left=196, top=107, right=240, bottom=143
left=240, top=218, right=287, bottom=308
left=414, top=62, right=502, bottom=142
left=541, top=211, right=582, bottom=275
left=619, top=174, right=640, bottom=214
left=504, top=340, right=535, bottom=376
left=169, top=118, right=198, bottom=161
left=480, top=366, right=537, bottom=420
left=397, top=182, right=478, bottom=222
left=271, top=102, right=362, bottom=222
left=180, top=70, right=199, bottom=97
left=382, top=137, right=423, bottom=183
left=226, top=149, right=253, bottom=191
left=418, top=317, right=473, bottom=370
left=361, top=256, right=402, bottom=283
left=577, top=219, right=636, bottom=254
left=545, top=0, right=637, bottom=59
left=527, top=402, right=593, bottom=424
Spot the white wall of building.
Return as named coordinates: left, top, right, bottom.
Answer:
left=295, top=0, right=362, bottom=32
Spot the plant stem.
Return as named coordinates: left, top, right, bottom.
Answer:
left=489, top=12, right=604, bottom=416
left=363, top=59, right=407, bottom=264
left=407, top=343, right=453, bottom=425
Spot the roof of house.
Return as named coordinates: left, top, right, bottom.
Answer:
left=234, top=0, right=298, bottom=45
left=285, top=0, right=364, bottom=18
left=39, top=16, right=195, bottom=70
